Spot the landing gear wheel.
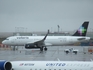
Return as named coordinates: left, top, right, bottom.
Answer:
left=65, top=51, right=69, bottom=54
left=44, top=48, right=47, bottom=51
left=73, top=51, right=77, bottom=54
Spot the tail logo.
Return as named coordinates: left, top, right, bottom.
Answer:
left=78, top=26, right=86, bottom=35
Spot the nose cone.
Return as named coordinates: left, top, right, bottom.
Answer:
left=2, top=41, right=4, bottom=44
left=2, top=40, right=6, bottom=44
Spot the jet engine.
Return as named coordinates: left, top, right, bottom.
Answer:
left=25, top=43, right=40, bottom=49
left=0, top=60, right=12, bottom=70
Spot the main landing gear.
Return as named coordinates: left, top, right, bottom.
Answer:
left=40, top=46, right=47, bottom=51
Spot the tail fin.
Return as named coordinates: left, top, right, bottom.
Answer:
left=72, top=21, right=89, bottom=36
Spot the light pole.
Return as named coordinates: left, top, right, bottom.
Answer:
left=57, top=25, right=60, bottom=33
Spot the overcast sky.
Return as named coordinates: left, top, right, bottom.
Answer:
left=0, top=0, right=93, bottom=32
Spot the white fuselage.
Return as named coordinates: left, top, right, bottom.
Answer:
left=2, top=36, right=90, bottom=46
left=11, top=61, right=93, bottom=70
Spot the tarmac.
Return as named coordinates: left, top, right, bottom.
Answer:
left=0, top=46, right=93, bottom=61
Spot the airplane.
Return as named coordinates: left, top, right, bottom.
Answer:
left=2, top=21, right=91, bottom=51
left=0, top=60, right=93, bottom=70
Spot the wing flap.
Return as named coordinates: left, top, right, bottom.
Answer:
left=26, top=30, right=49, bottom=47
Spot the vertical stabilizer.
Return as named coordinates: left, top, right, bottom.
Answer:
left=72, top=21, right=89, bottom=36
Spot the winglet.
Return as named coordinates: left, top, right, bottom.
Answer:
left=72, top=21, right=89, bottom=36
left=42, top=30, right=49, bottom=41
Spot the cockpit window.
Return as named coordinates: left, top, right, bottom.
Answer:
left=6, top=39, right=9, bottom=40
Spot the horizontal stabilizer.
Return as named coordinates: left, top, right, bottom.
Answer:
left=77, top=38, right=85, bottom=40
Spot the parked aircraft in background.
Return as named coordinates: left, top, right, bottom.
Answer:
left=2, top=21, right=90, bottom=51
left=0, top=60, right=93, bottom=70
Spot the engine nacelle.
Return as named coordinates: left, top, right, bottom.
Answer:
left=25, top=43, right=40, bottom=49
left=0, top=60, right=12, bottom=70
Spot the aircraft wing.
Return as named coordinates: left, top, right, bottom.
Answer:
left=26, top=41, right=52, bottom=46
left=25, top=30, right=50, bottom=47
left=33, top=30, right=49, bottom=46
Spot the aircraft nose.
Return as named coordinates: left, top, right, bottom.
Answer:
left=2, top=40, right=6, bottom=44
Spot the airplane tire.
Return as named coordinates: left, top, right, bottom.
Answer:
left=74, top=51, right=77, bottom=54
left=65, top=51, right=69, bottom=54
left=44, top=48, right=47, bottom=51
